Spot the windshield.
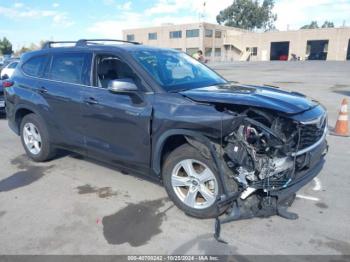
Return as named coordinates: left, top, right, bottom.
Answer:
left=131, top=50, right=227, bottom=92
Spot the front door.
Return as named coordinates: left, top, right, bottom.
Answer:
left=80, top=53, right=153, bottom=171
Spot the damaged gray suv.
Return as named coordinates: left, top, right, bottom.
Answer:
left=4, top=40, right=327, bottom=224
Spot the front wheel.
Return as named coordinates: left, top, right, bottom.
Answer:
left=163, top=144, right=225, bottom=218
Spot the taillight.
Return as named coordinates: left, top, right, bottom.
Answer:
left=2, top=81, right=14, bottom=88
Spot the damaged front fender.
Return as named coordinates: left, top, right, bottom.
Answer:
left=153, top=129, right=234, bottom=195
left=151, top=93, right=327, bottom=242
left=212, top=106, right=328, bottom=243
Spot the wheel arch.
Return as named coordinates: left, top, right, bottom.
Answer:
left=14, top=105, right=41, bottom=135
left=152, top=129, right=218, bottom=176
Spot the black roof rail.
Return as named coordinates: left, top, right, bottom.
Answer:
left=75, top=39, right=141, bottom=47
left=42, top=41, right=77, bottom=49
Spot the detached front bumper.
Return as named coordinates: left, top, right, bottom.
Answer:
left=214, top=138, right=327, bottom=243
left=214, top=137, right=328, bottom=242
left=271, top=138, right=327, bottom=202
left=217, top=137, right=328, bottom=208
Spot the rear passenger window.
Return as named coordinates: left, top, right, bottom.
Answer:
left=49, top=53, right=91, bottom=85
left=22, top=56, right=48, bottom=77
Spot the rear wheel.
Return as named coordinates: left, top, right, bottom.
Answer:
left=20, top=114, right=56, bottom=162
left=163, top=143, right=229, bottom=218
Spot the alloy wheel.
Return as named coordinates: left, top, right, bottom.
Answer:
left=171, top=159, right=218, bottom=209
left=23, top=122, right=42, bottom=155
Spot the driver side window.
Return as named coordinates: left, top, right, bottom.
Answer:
left=94, top=55, right=141, bottom=89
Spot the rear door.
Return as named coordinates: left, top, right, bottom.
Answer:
left=40, top=51, right=92, bottom=152
left=79, top=52, right=153, bottom=171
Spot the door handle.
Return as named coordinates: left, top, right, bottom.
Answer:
left=83, top=97, right=99, bottom=105
left=38, top=86, right=48, bottom=94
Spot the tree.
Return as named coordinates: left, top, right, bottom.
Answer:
left=300, top=21, right=319, bottom=29
left=14, top=42, right=42, bottom=56
left=14, top=46, right=32, bottom=56
left=322, top=21, right=334, bottom=28
left=0, top=37, right=13, bottom=55
left=39, top=40, right=47, bottom=49
left=301, top=20, right=335, bottom=29
left=216, top=0, right=277, bottom=31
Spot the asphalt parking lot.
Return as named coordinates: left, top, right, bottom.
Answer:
left=0, top=61, right=349, bottom=255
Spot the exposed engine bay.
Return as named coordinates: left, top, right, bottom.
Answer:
left=211, top=106, right=328, bottom=243
left=223, top=107, right=302, bottom=194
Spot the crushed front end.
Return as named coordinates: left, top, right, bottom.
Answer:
left=213, top=104, right=328, bottom=242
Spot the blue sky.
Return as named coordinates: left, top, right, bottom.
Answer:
left=1, top=0, right=350, bottom=50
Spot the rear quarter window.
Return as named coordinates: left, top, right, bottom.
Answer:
left=22, top=55, right=48, bottom=77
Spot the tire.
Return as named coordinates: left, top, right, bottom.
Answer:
left=20, top=113, right=56, bottom=162
left=162, top=143, right=237, bottom=219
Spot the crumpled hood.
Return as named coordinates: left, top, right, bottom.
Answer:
left=180, top=83, right=319, bottom=114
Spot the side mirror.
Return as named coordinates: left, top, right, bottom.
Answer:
left=108, top=78, right=138, bottom=93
